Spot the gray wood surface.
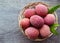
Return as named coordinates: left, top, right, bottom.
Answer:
left=0, top=0, right=60, bottom=43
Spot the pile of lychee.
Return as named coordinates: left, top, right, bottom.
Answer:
left=20, top=4, right=55, bottom=39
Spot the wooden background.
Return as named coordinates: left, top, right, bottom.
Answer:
left=0, top=0, right=60, bottom=43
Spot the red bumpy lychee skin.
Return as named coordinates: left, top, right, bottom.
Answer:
left=25, top=27, right=39, bottom=39
left=39, top=24, right=51, bottom=38
left=35, top=4, right=48, bottom=17
left=23, top=9, right=35, bottom=18
left=20, top=18, right=30, bottom=30
left=30, top=15, right=44, bottom=28
left=44, top=14, right=55, bottom=25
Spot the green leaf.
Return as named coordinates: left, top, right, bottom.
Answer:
left=50, top=23, right=59, bottom=35
left=50, top=26, right=58, bottom=35
left=48, top=4, right=60, bottom=14
left=52, top=23, right=59, bottom=27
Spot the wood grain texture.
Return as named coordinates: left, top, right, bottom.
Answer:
left=0, top=0, right=60, bottom=43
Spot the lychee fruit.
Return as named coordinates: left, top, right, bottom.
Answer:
left=44, top=14, right=55, bottom=25
left=25, top=27, right=39, bottom=39
left=20, top=18, right=30, bottom=30
left=39, top=24, right=51, bottom=38
left=23, top=9, right=35, bottom=18
left=30, top=15, right=44, bottom=28
left=35, top=4, right=48, bottom=17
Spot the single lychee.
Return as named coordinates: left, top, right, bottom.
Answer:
left=25, top=27, right=39, bottom=39
left=20, top=18, right=30, bottom=30
left=23, top=9, right=35, bottom=18
left=35, top=4, right=48, bottom=17
left=30, top=15, right=44, bottom=28
left=39, top=24, right=51, bottom=38
left=44, top=14, right=55, bottom=25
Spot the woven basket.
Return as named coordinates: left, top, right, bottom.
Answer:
left=18, top=2, right=58, bottom=41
